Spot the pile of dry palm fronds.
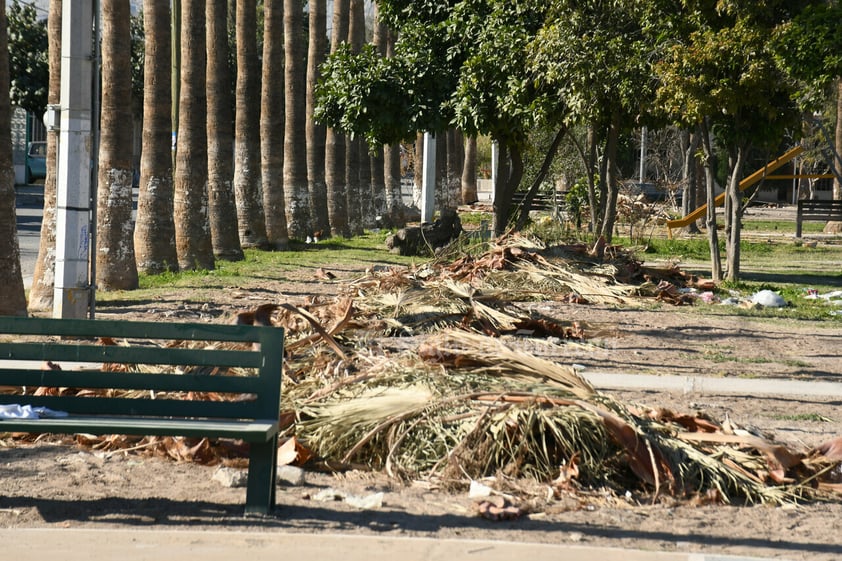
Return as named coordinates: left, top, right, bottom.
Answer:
left=285, top=330, right=842, bottom=506
left=10, top=236, right=840, bottom=507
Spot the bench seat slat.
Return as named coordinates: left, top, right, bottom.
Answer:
left=0, top=316, right=267, bottom=343
left=0, top=394, right=268, bottom=419
left=0, top=369, right=265, bottom=394
left=0, top=342, right=263, bottom=369
left=0, top=416, right=278, bottom=442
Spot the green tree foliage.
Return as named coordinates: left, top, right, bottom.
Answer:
left=771, top=2, right=842, bottom=109
left=8, top=0, right=47, bottom=115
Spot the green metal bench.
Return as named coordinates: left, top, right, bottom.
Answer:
left=0, top=316, right=284, bottom=515
left=796, top=199, right=842, bottom=237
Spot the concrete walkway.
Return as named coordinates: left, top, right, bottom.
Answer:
left=584, top=371, right=842, bottom=397
left=0, top=529, right=783, bottom=561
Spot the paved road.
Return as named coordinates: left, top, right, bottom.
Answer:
left=15, top=184, right=43, bottom=290
left=0, top=529, right=778, bottom=561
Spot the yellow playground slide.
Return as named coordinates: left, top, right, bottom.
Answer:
left=666, top=145, right=805, bottom=237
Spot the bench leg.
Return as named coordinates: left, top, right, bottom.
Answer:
left=245, top=435, right=278, bottom=515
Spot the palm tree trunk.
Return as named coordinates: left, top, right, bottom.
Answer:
left=207, top=0, right=243, bottom=261
left=0, top=3, right=26, bottom=315
left=382, top=28, right=405, bottom=228
left=174, top=0, right=215, bottom=271
left=284, top=0, right=311, bottom=241
left=97, top=0, right=139, bottom=289
left=235, top=0, right=269, bottom=248
left=345, top=0, right=365, bottom=235
left=135, top=0, right=178, bottom=275
left=325, top=0, right=349, bottom=237
left=29, top=0, right=62, bottom=310
left=307, top=0, right=330, bottom=238
left=262, top=0, right=288, bottom=248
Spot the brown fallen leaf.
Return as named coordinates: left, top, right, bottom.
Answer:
left=315, top=267, right=337, bottom=280
left=810, top=436, right=842, bottom=462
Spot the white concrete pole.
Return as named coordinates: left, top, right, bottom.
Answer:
left=490, top=140, right=498, bottom=203
left=421, top=132, right=436, bottom=223
left=54, top=1, right=94, bottom=319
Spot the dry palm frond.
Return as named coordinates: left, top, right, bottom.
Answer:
left=419, top=330, right=596, bottom=399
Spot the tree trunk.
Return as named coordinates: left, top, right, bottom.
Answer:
left=324, top=0, right=349, bottom=237
left=701, top=121, right=722, bottom=281
left=97, top=0, right=139, bottom=289
left=235, top=0, right=269, bottom=248
left=681, top=129, right=701, bottom=234
left=345, top=0, right=365, bottom=235
left=368, top=6, right=388, bottom=226
left=444, top=129, right=463, bottom=211
left=599, top=113, right=621, bottom=242
left=586, top=126, right=600, bottom=233
left=135, top=0, right=178, bottom=275
left=462, top=135, right=478, bottom=204
left=0, top=3, right=26, bottom=315
left=174, top=0, right=215, bottom=271
left=491, top=142, right=525, bottom=237
left=359, top=141, right=374, bottom=228
left=284, top=0, right=311, bottom=241
left=307, top=0, right=330, bottom=238
left=834, top=77, right=842, bottom=200
left=28, top=0, right=62, bottom=310
left=514, top=126, right=566, bottom=231
left=206, top=0, right=243, bottom=261
left=261, top=0, right=288, bottom=249
left=725, top=146, right=746, bottom=281
left=382, top=28, right=405, bottom=227
left=825, top=77, right=842, bottom=233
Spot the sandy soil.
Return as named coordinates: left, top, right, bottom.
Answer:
left=3, top=241, right=842, bottom=560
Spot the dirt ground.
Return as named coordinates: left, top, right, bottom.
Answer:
left=3, top=236, right=842, bottom=560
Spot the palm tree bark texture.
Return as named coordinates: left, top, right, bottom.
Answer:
left=135, top=0, right=179, bottom=275
left=262, top=0, right=289, bottom=249
left=97, top=0, right=139, bottom=289
left=174, top=0, right=215, bottom=271
left=206, top=0, right=244, bottom=261
left=0, top=3, right=27, bottom=315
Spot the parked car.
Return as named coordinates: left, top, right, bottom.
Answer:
left=25, top=141, right=46, bottom=184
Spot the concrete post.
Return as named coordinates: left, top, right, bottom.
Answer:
left=490, top=141, right=498, bottom=203
left=53, top=1, right=94, bottom=319
left=421, top=132, right=436, bottom=223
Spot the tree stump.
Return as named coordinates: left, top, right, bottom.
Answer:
left=385, top=209, right=462, bottom=256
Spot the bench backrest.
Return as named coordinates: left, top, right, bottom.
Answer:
left=797, top=199, right=842, bottom=218
left=0, top=316, right=284, bottom=421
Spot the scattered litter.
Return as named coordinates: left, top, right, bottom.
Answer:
left=469, top=479, right=494, bottom=498
left=750, top=290, right=786, bottom=308
left=0, top=404, right=68, bottom=419
left=699, top=291, right=719, bottom=304
left=276, top=465, right=306, bottom=486
left=212, top=466, right=247, bottom=488
left=312, top=487, right=385, bottom=509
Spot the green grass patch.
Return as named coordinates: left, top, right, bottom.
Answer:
left=771, top=413, right=834, bottom=422
left=742, top=220, right=824, bottom=234
left=105, top=231, right=420, bottom=296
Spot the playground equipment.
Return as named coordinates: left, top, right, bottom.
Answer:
left=666, top=146, right=805, bottom=237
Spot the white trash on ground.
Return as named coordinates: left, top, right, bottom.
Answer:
left=750, top=290, right=787, bottom=307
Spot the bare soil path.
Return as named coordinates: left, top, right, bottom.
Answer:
left=3, top=230, right=842, bottom=560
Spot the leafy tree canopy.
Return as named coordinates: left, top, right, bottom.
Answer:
left=8, top=0, right=48, bottom=116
